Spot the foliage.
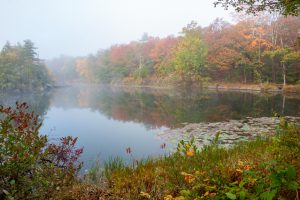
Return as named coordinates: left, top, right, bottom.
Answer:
left=214, top=0, right=300, bottom=16
left=1, top=102, right=299, bottom=199
left=0, top=40, right=51, bottom=91
left=263, top=47, right=300, bottom=85
left=172, top=21, right=207, bottom=84
left=0, top=102, right=83, bottom=199
left=46, top=15, right=300, bottom=86
left=80, top=118, right=300, bottom=199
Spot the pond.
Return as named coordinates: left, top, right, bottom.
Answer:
left=1, top=85, right=300, bottom=170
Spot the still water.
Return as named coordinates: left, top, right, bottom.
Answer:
left=1, top=85, right=300, bottom=170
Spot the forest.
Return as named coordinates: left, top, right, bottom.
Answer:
left=0, top=40, right=51, bottom=91
left=47, top=14, right=300, bottom=87
left=1, top=15, right=299, bottom=90
left=1, top=0, right=300, bottom=199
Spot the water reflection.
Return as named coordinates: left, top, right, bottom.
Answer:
left=1, top=85, right=300, bottom=169
left=2, top=86, right=300, bottom=128
left=47, top=86, right=300, bottom=128
left=0, top=90, right=52, bottom=118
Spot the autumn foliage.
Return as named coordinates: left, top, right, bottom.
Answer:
left=46, top=15, right=300, bottom=86
left=0, top=102, right=83, bottom=199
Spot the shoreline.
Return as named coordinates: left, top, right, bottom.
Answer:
left=108, top=82, right=300, bottom=94
left=206, top=83, right=300, bottom=93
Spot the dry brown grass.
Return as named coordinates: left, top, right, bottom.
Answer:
left=67, top=184, right=115, bottom=200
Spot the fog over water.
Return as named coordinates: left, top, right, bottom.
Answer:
left=0, top=0, right=231, bottom=59
left=1, top=86, right=300, bottom=169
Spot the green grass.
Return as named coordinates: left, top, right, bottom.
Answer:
left=70, top=118, right=300, bottom=200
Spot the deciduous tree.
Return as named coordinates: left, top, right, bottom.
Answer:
left=172, top=21, right=207, bottom=85
left=214, top=0, right=300, bottom=16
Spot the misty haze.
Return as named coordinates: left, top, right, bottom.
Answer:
left=1, top=0, right=300, bottom=199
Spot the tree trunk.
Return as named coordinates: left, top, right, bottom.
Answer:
left=281, top=95, right=285, bottom=115
left=243, top=67, right=247, bottom=83
left=258, top=34, right=261, bottom=63
left=271, top=57, right=276, bottom=83
left=282, top=62, right=286, bottom=87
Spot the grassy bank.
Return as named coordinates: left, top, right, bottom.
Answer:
left=70, top=119, right=300, bottom=200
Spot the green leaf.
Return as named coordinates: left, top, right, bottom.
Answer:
left=287, top=166, right=296, bottom=180
left=269, top=173, right=281, bottom=188
left=213, top=131, right=221, bottom=144
left=226, top=192, right=237, bottom=199
left=287, top=181, right=299, bottom=190
left=240, top=190, right=246, bottom=200
left=260, top=190, right=277, bottom=200
left=9, top=180, right=15, bottom=185
left=239, top=180, right=246, bottom=188
left=180, top=189, right=190, bottom=197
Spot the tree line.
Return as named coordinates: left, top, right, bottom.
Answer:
left=47, top=14, right=300, bottom=87
left=0, top=40, right=51, bottom=91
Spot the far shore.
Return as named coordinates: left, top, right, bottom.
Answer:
left=48, top=81, right=300, bottom=95
left=206, top=83, right=300, bottom=93
left=107, top=81, right=300, bottom=94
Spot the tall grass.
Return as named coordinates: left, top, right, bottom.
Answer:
left=71, top=118, right=299, bottom=199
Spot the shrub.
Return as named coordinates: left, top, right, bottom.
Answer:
left=0, top=102, right=83, bottom=199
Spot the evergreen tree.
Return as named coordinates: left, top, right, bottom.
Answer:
left=0, top=41, right=51, bottom=91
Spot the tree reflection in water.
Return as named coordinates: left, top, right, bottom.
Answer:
left=34, top=85, right=300, bottom=129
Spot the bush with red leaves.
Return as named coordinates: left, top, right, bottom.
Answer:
left=0, top=102, right=83, bottom=199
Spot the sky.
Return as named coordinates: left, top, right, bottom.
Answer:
left=0, top=0, right=232, bottom=59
